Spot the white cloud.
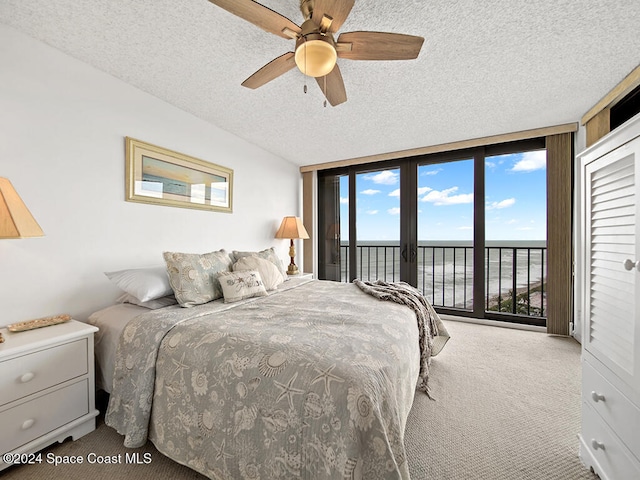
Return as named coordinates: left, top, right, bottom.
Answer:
left=340, top=197, right=348, bottom=204
left=420, top=186, right=473, bottom=205
left=485, top=161, right=496, bottom=169
left=360, top=189, right=381, bottom=195
left=366, top=210, right=378, bottom=215
left=458, top=226, right=473, bottom=230
left=486, top=198, right=516, bottom=210
left=367, top=170, right=399, bottom=185
left=387, top=207, right=401, bottom=215
left=421, top=168, right=442, bottom=176
left=388, top=188, right=400, bottom=197
left=511, top=150, right=546, bottom=172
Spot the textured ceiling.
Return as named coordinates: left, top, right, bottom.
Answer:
left=1, top=0, right=639, bottom=166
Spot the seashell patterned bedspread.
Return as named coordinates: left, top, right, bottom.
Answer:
left=105, top=278, right=442, bottom=479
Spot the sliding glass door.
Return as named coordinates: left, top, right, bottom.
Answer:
left=317, top=138, right=549, bottom=326
left=417, top=159, right=475, bottom=311
left=484, top=149, right=547, bottom=317
left=355, top=168, right=402, bottom=283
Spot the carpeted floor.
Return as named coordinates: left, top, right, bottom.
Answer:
left=3, top=319, right=598, bottom=479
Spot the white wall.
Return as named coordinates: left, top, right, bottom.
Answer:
left=0, top=25, right=301, bottom=325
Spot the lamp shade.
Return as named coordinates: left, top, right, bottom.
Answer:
left=275, top=216, right=310, bottom=240
left=0, top=178, right=45, bottom=238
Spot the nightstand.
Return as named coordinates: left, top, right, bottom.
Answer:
left=0, top=320, right=99, bottom=469
left=290, top=273, right=314, bottom=280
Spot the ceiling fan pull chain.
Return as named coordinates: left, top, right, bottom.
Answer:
left=303, top=36, right=308, bottom=95
left=323, top=75, right=327, bottom=107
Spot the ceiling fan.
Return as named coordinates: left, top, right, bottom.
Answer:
left=208, top=0, right=425, bottom=106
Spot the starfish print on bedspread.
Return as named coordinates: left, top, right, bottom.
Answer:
left=171, top=352, right=190, bottom=381
left=214, top=439, right=234, bottom=462
left=274, top=372, right=305, bottom=409
left=311, top=364, right=345, bottom=395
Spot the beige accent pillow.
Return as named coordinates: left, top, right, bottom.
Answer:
left=231, top=247, right=287, bottom=281
left=163, top=250, right=232, bottom=307
left=218, top=270, right=268, bottom=303
left=233, top=255, right=284, bottom=291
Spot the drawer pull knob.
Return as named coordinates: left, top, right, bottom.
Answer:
left=623, top=259, right=640, bottom=271
left=21, top=419, right=35, bottom=430
left=20, top=372, right=35, bottom=383
left=591, top=439, right=605, bottom=451
left=591, top=391, right=605, bottom=403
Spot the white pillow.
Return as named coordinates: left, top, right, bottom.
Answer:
left=233, top=255, right=284, bottom=291
left=117, top=293, right=178, bottom=310
left=218, top=270, right=268, bottom=303
left=105, top=266, right=173, bottom=303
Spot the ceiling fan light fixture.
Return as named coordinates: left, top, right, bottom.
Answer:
left=294, top=35, right=337, bottom=78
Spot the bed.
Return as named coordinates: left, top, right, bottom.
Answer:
left=89, top=259, right=448, bottom=480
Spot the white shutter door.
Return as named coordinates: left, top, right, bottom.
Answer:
left=584, top=140, right=639, bottom=386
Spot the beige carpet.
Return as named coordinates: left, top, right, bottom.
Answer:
left=4, top=319, right=598, bottom=480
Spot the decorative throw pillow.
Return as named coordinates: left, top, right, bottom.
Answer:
left=232, top=247, right=287, bottom=281
left=105, top=266, right=173, bottom=303
left=218, top=270, right=268, bottom=303
left=163, top=250, right=232, bottom=307
left=233, top=255, right=284, bottom=291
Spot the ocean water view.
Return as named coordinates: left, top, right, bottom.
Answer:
left=339, top=240, right=547, bottom=315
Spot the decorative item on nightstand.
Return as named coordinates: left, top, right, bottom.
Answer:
left=275, top=216, right=310, bottom=275
left=0, top=177, right=44, bottom=239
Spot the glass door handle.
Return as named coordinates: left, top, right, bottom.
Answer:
left=401, top=244, right=416, bottom=262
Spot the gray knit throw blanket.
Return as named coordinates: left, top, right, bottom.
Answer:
left=353, top=279, right=450, bottom=396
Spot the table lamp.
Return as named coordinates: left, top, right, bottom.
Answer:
left=275, top=216, right=309, bottom=275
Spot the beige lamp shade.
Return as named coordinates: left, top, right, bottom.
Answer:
left=275, top=216, right=309, bottom=276
left=0, top=177, right=45, bottom=239
left=275, top=216, right=310, bottom=240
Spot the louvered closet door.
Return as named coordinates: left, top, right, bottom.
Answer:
left=584, top=136, right=640, bottom=387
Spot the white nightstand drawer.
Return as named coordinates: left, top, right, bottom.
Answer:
left=0, top=337, right=88, bottom=406
left=582, top=402, right=640, bottom=479
left=583, top=359, right=640, bottom=457
left=0, top=379, right=89, bottom=454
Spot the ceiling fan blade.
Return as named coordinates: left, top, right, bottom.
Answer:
left=208, top=0, right=301, bottom=39
left=241, top=52, right=296, bottom=89
left=311, top=0, right=355, bottom=33
left=315, top=64, right=347, bottom=106
left=337, top=31, right=424, bottom=60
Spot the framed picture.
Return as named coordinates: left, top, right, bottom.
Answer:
left=125, top=137, right=233, bottom=213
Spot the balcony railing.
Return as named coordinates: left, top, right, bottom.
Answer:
left=339, top=243, right=547, bottom=318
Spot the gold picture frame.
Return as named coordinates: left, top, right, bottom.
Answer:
left=125, top=137, right=233, bottom=213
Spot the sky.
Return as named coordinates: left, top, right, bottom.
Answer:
left=340, top=149, right=547, bottom=242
